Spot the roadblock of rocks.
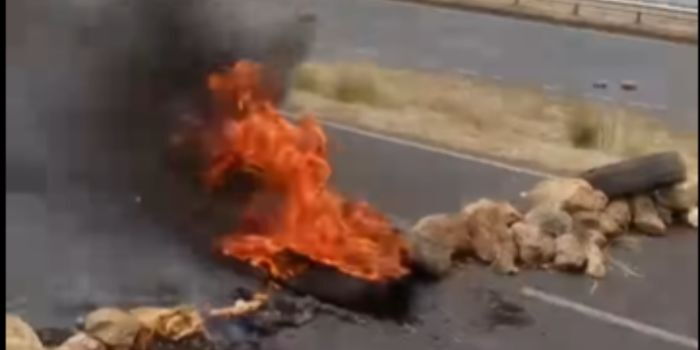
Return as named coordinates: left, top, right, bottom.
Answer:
left=407, top=152, right=698, bottom=279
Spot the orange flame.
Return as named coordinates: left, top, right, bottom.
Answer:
left=203, top=61, right=409, bottom=282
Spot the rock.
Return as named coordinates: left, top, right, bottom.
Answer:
left=563, top=186, right=608, bottom=213
left=603, top=199, right=631, bottom=234
left=571, top=211, right=617, bottom=240
left=525, top=178, right=607, bottom=212
left=524, top=203, right=573, bottom=237
left=463, top=199, right=521, bottom=274
left=6, top=314, right=44, bottom=350
left=54, top=333, right=104, bottom=350
left=655, top=203, right=674, bottom=226
left=688, top=207, right=698, bottom=228
left=411, top=213, right=471, bottom=252
left=631, top=195, right=666, bottom=235
left=511, top=221, right=555, bottom=267
left=461, top=198, right=522, bottom=226
left=407, top=213, right=470, bottom=276
left=130, top=306, right=203, bottom=341
left=654, top=179, right=698, bottom=211
left=553, top=233, right=587, bottom=270
left=84, top=308, right=141, bottom=349
left=585, top=243, right=607, bottom=279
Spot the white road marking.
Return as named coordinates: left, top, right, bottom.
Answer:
left=521, top=286, right=699, bottom=349
left=282, top=110, right=556, bottom=179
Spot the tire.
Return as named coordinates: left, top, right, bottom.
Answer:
left=579, top=152, right=686, bottom=198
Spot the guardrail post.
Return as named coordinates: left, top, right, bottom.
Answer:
left=572, top=3, right=580, bottom=16
left=635, top=11, right=642, bottom=24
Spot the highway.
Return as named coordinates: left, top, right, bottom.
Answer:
left=6, top=1, right=697, bottom=348
left=306, top=0, right=698, bottom=130
left=6, top=121, right=698, bottom=349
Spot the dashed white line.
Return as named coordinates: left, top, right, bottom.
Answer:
left=521, top=286, right=699, bottom=349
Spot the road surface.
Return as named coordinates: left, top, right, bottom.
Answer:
left=306, top=0, right=698, bottom=130
left=6, top=122, right=698, bottom=349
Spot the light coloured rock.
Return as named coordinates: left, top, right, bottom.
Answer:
left=631, top=195, right=666, bottom=235
left=655, top=203, right=674, bottom=226
left=130, top=306, right=203, bottom=341
left=461, top=198, right=521, bottom=226
left=411, top=213, right=471, bottom=252
left=511, top=221, right=555, bottom=267
left=688, top=207, right=698, bottom=228
left=604, top=199, right=632, bottom=234
left=524, top=203, right=573, bottom=237
left=54, top=333, right=104, bottom=350
left=6, top=314, right=44, bottom=350
left=463, top=199, right=521, bottom=274
left=585, top=243, right=607, bottom=279
left=406, top=228, right=455, bottom=276
left=526, top=178, right=607, bottom=212
left=563, top=186, right=608, bottom=213
left=408, top=213, right=471, bottom=276
left=654, top=180, right=698, bottom=211
left=84, top=308, right=141, bottom=349
left=553, top=233, right=587, bottom=270
left=571, top=211, right=616, bottom=241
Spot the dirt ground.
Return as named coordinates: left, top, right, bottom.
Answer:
left=288, top=61, right=698, bottom=178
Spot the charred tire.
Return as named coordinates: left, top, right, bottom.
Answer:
left=579, top=152, right=686, bottom=198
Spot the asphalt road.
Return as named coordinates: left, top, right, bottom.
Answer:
left=6, top=1, right=697, bottom=348
left=6, top=122, right=698, bottom=349
left=306, top=0, right=698, bottom=130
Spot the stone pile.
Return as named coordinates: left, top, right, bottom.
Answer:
left=407, top=176, right=698, bottom=279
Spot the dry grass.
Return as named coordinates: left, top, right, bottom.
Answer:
left=288, top=61, right=698, bottom=177
left=388, top=0, right=697, bottom=44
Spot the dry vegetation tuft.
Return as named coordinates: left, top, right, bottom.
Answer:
left=288, top=61, right=698, bottom=177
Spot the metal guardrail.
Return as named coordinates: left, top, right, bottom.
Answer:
left=512, top=0, right=698, bottom=24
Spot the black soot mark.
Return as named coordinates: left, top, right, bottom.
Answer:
left=479, top=289, right=534, bottom=331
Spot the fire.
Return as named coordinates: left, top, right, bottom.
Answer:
left=203, top=61, right=409, bottom=282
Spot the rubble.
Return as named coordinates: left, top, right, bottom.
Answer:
left=553, top=233, right=587, bottom=270
left=409, top=157, right=693, bottom=280
left=407, top=213, right=465, bottom=276
left=130, top=305, right=203, bottom=341
left=511, top=221, right=555, bottom=267
left=525, top=177, right=606, bottom=212
left=463, top=200, right=521, bottom=274
left=631, top=195, right=666, bottom=235
left=655, top=203, right=675, bottom=226
left=603, top=199, right=632, bottom=234
left=584, top=243, right=607, bottom=279
left=688, top=207, right=698, bottom=228
left=524, top=204, right=573, bottom=237
left=54, top=333, right=105, bottom=350
left=654, top=179, right=698, bottom=211
left=84, top=308, right=141, bottom=349
left=6, top=314, right=44, bottom=350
